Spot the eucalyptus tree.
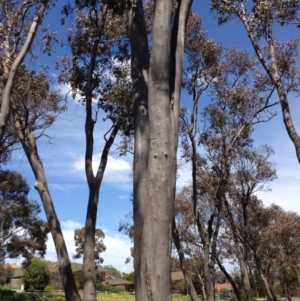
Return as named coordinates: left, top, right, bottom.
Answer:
left=60, top=2, right=132, bottom=300
left=0, top=0, right=52, bottom=142
left=211, top=0, right=300, bottom=163
left=0, top=2, right=81, bottom=298
left=177, top=42, right=277, bottom=301
left=247, top=204, right=300, bottom=301
left=125, top=1, right=193, bottom=300
left=8, top=65, right=81, bottom=301
left=0, top=170, right=48, bottom=261
left=220, top=146, right=276, bottom=301
left=73, top=227, right=106, bottom=268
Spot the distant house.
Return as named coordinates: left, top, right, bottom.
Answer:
left=171, top=271, right=185, bottom=282
left=215, top=282, right=233, bottom=293
left=10, top=267, right=23, bottom=289
left=106, top=279, right=132, bottom=291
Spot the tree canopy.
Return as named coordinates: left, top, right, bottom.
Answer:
left=0, top=170, right=48, bottom=261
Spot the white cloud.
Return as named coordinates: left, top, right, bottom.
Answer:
left=61, top=220, right=83, bottom=229
left=45, top=220, right=133, bottom=273
left=72, top=153, right=132, bottom=184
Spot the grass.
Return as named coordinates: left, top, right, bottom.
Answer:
left=0, top=291, right=191, bottom=301
left=96, top=292, right=191, bottom=301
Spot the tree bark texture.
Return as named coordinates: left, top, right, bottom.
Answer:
left=0, top=0, right=50, bottom=142
left=13, top=111, right=81, bottom=301
left=82, top=121, right=119, bottom=301
left=129, top=1, right=192, bottom=300
left=216, top=256, right=242, bottom=301
left=260, top=272, right=277, bottom=301
left=173, top=218, right=200, bottom=301
left=82, top=35, right=120, bottom=301
left=238, top=251, right=253, bottom=301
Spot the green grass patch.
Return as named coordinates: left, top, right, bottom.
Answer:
left=0, top=291, right=191, bottom=301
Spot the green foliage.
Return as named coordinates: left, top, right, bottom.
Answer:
left=273, top=282, right=285, bottom=296
left=122, top=272, right=134, bottom=291
left=44, top=284, right=55, bottom=291
left=0, top=170, right=49, bottom=261
left=22, top=258, right=50, bottom=290
left=0, top=284, right=10, bottom=290
left=174, top=280, right=187, bottom=295
left=102, top=265, right=123, bottom=279
left=0, top=291, right=191, bottom=300
left=102, top=0, right=126, bottom=15
left=123, top=272, right=134, bottom=282
left=73, top=227, right=106, bottom=267
left=0, top=291, right=65, bottom=301
left=96, top=283, right=124, bottom=293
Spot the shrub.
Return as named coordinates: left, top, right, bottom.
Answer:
left=174, top=280, right=187, bottom=295
left=44, top=284, right=55, bottom=291
left=273, top=282, right=284, bottom=296
left=22, top=257, right=50, bottom=290
left=96, top=284, right=124, bottom=293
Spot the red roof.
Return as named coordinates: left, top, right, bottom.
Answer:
left=171, top=271, right=184, bottom=281
left=215, top=282, right=232, bottom=291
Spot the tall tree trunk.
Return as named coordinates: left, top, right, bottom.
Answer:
left=238, top=250, right=253, bottom=301
left=194, top=266, right=207, bottom=301
left=13, top=113, right=81, bottom=301
left=146, top=1, right=174, bottom=299
left=82, top=36, right=99, bottom=301
left=216, top=256, right=242, bottom=301
left=129, top=1, right=192, bottom=300
left=203, top=243, right=215, bottom=301
left=173, top=217, right=200, bottom=301
left=128, top=1, right=150, bottom=300
left=83, top=49, right=120, bottom=299
left=260, top=272, right=277, bottom=301
left=82, top=124, right=119, bottom=301
left=0, top=0, right=50, bottom=142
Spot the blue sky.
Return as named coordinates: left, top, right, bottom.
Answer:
left=6, top=0, right=300, bottom=273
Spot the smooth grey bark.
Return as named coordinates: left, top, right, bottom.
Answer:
left=129, top=0, right=192, bottom=300
left=173, top=217, right=200, bottom=301
left=82, top=36, right=99, bottom=301
left=260, top=272, right=277, bottom=301
left=12, top=111, right=81, bottom=301
left=83, top=121, right=119, bottom=301
left=238, top=252, right=253, bottom=301
left=82, top=27, right=120, bottom=300
left=0, top=0, right=49, bottom=142
left=238, top=4, right=300, bottom=163
left=145, top=1, right=174, bottom=299
left=128, top=2, right=150, bottom=300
